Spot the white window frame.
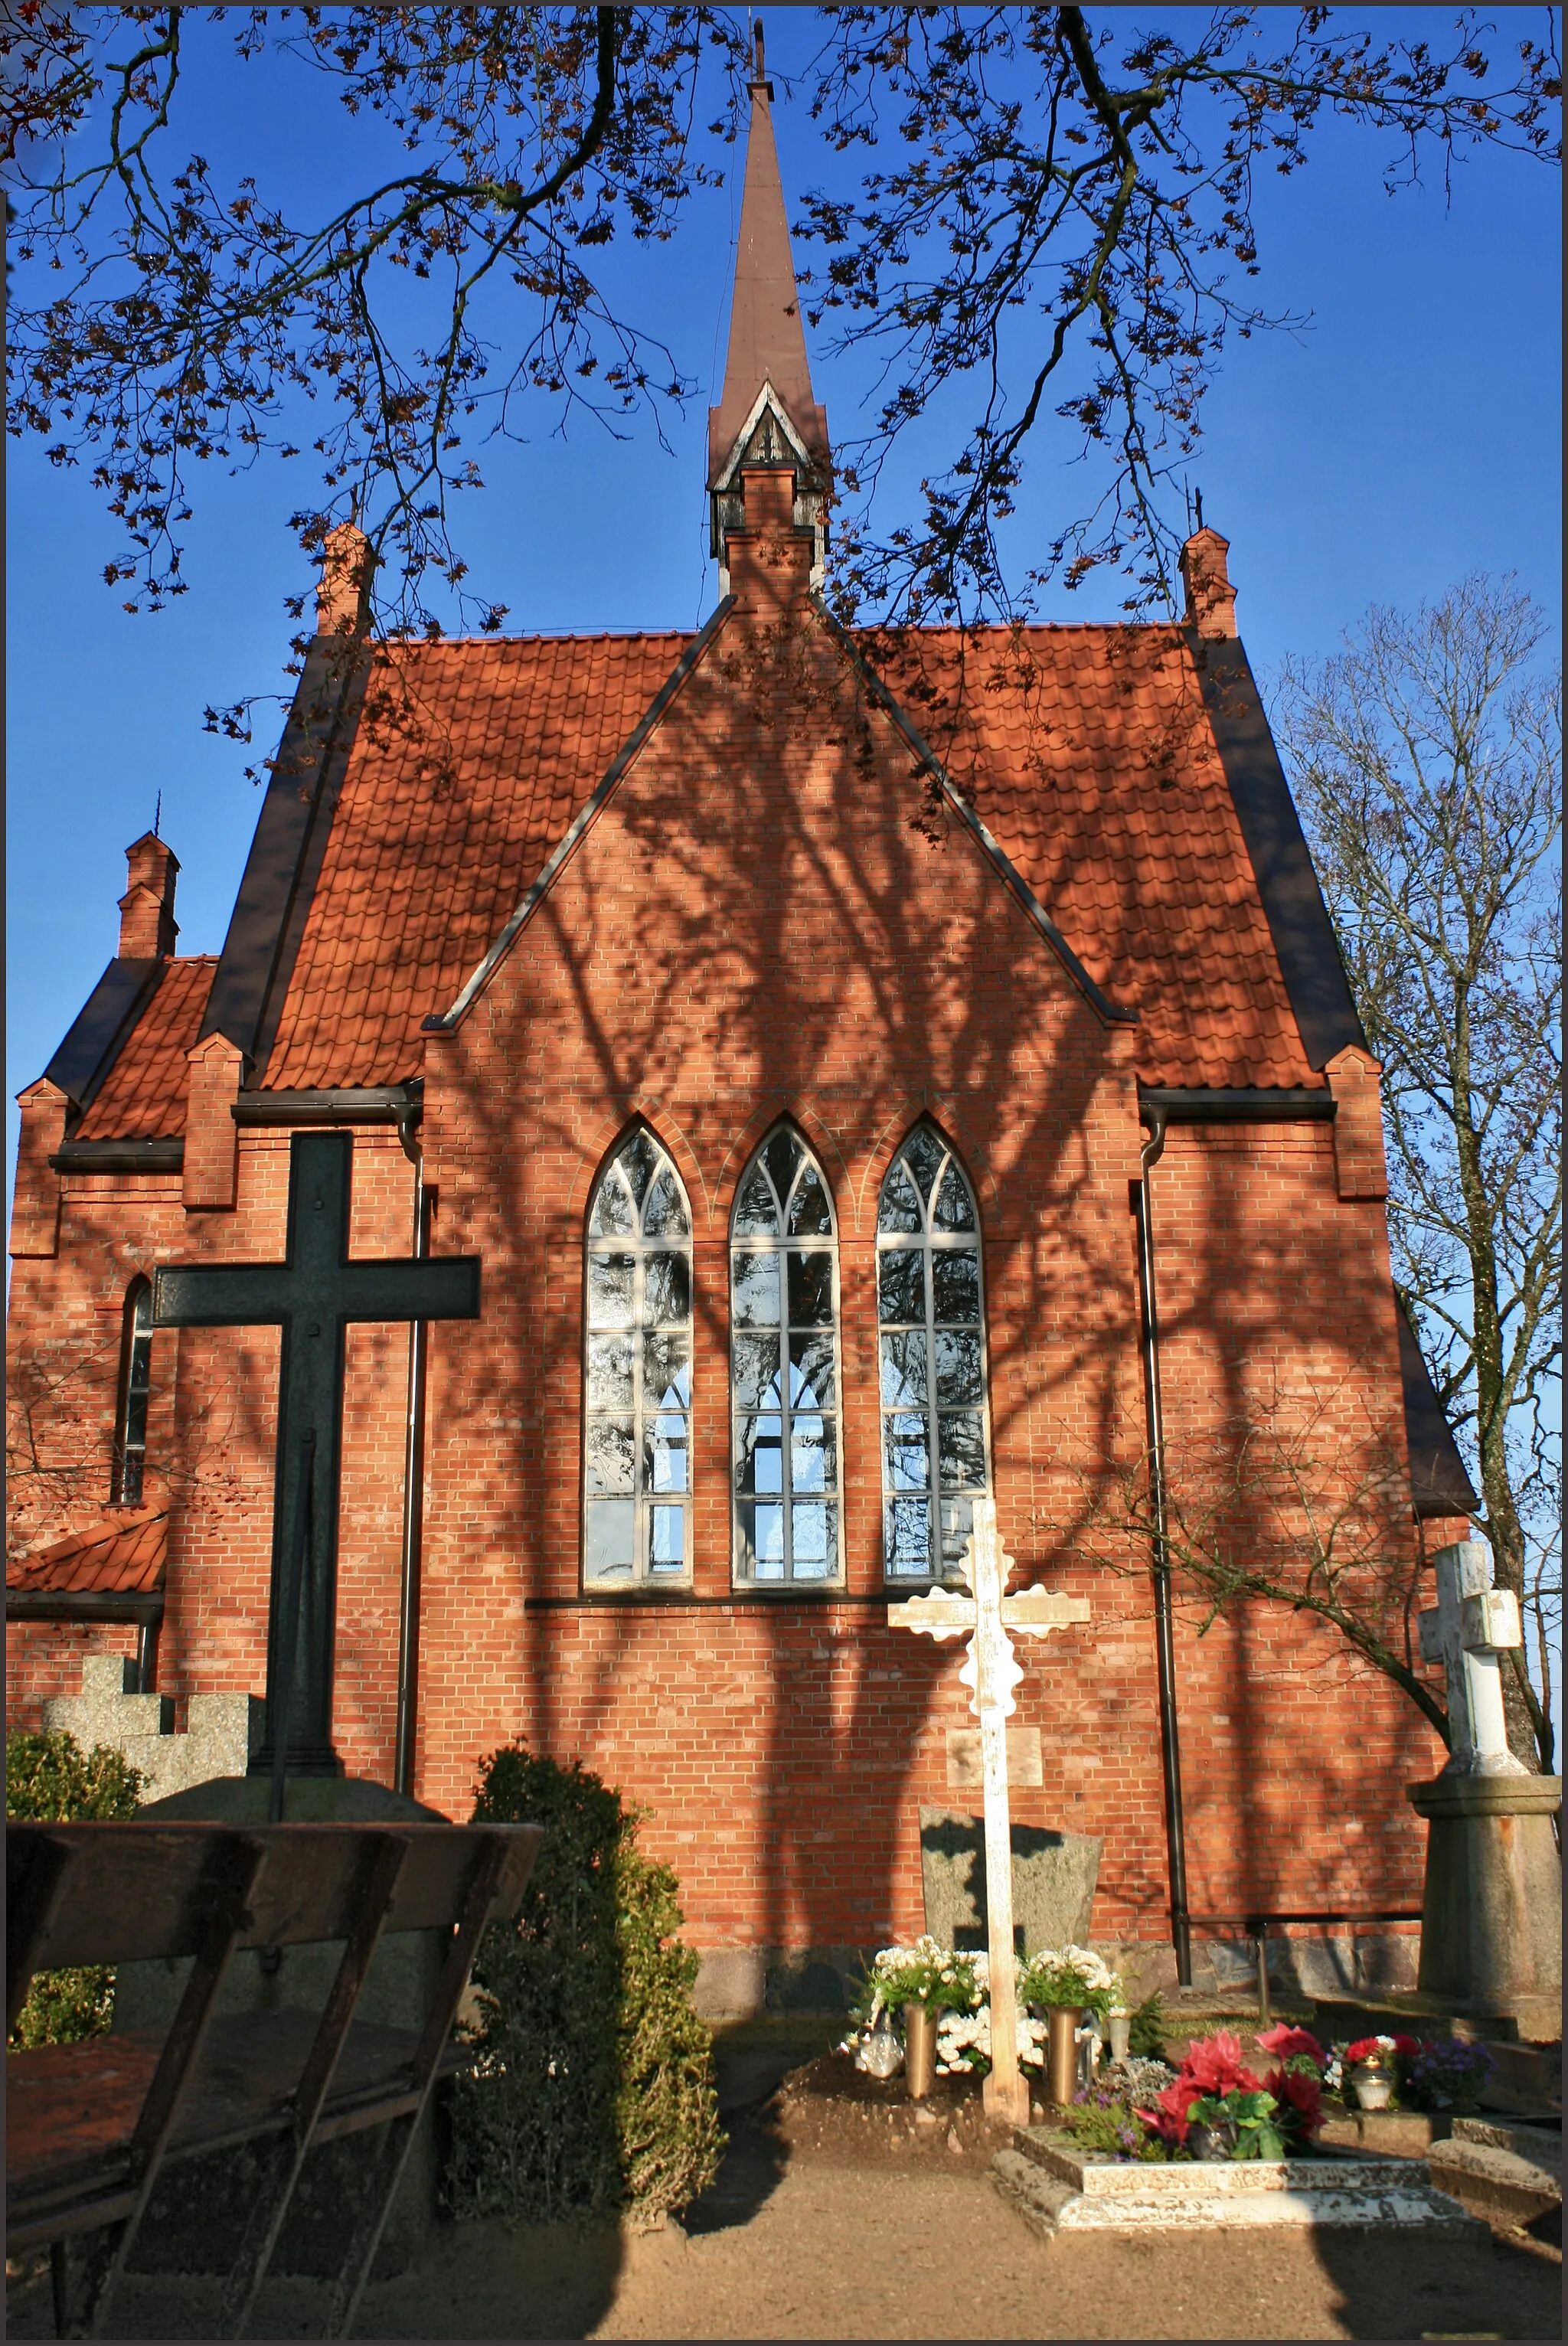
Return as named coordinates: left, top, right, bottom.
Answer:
left=876, top=1126, right=994, bottom=1585
left=730, top=1125, right=845, bottom=1590
left=583, top=1129, right=694, bottom=1589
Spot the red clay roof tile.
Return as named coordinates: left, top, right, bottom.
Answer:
left=8, top=1508, right=168, bottom=1598
left=75, top=959, right=217, bottom=1140
left=83, top=616, right=1323, bottom=1120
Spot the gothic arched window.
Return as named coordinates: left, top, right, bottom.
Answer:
left=112, top=1278, right=155, bottom=1506
left=584, top=1129, right=693, bottom=1584
left=877, top=1127, right=991, bottom=1580
left=730, top=1126, right=841, bottom=1585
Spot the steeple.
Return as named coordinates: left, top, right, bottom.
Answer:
left=707, top=21, right=830, bottom=589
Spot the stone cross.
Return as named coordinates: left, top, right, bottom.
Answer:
left=889, top=1498, right=1089, bottom=2125
left=1418, top=1540, right=1529, bottom=1777
left=152, top=1132, right=479, bottom=1779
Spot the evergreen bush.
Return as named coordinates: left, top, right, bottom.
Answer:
left=445, top=1742, right=724, bottom=2226
left=6, top=1728, right=142, bottom=2049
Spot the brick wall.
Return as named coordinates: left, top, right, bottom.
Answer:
left=6, top=578, right=1442, bottom=1956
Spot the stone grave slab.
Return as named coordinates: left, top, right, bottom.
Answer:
left=993, top=2127, right=1485, bottom=2238
left=920, top=1807, right=1100, bottom=1955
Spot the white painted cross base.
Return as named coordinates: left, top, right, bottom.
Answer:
left=888, top=1498, right=1089, bottom=2129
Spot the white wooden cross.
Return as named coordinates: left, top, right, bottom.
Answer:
left=888, top=1496, right=1089, bottom=2126
left=1418, top=1540, right=1530, bottom=1777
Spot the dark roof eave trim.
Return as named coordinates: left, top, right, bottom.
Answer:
left=6, top=1590, right=165, bottom=1622
left=809, top=596, right=1137, bottom=1028
left=50, top=1139, right=185, bottom=1173
left=232, top=1084, right=421, bottom=1126
left=423, top=601, right=735, bottom=1034
left=1140, top=1086, right=1336, bottom=1125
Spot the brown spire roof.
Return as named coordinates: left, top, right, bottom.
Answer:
left=707, top=23, right=828, bottom=486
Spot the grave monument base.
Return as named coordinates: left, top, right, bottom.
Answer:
left=1406, top=1773, right=1562, bottom=2043
left=994, top=2126, right=1485, bottom=2239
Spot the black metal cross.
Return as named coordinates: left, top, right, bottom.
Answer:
left=153, top=1131, right=479, bottom=1781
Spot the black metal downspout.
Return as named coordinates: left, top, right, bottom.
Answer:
left=1133, top=1107, right=1193, bottom=1985
left=394, top=1109, right=430, bottom=1797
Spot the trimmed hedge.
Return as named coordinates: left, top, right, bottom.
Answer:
left=445, top=1743, right=724, bottom=2225
left=6, top=1728, right=142, bottom=2049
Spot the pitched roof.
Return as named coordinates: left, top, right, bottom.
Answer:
left=873, top=625, right=1320, bottom=1089
left=74, top=959, right=217, bottom=1140
left=60, top=608, right=1338, bottom=1130
left=8, top=1508, right=168, bottom=1599
left=261, top=632, right=695, bottom=1092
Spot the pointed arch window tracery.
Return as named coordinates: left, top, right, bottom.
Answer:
left=877, top=1127, right=992, bottom=1581
left=730, top=1126, right=843, bottom=1585
left=583, top=1129, right=693, bottom=1584
left=111, top=1278, right=155, bottom=1507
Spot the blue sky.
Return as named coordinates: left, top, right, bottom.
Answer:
left=8, top=8, right=1561, bottom=1181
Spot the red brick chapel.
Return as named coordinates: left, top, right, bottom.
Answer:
left=8, top=59, right=1474, bottom=1998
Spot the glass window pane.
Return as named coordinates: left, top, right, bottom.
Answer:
left=642, top=1168, right=690, bottom=1237
left=736, top=1415, right=783, bottom=1495
left=763, top=1128, right=801, bottom=1207
left=880, top=1330, right=929, bottom=1408
left=586, top=1498, right=635, bottom=1577
left=886, top=1497, right=933, bottom=1577
left=643, top=1330, right=691, bottom=1410
left=622, top=1129, right=659, bottom=1208
left=932, top=1249, right=981, bottom=1324
left=787, top=1164, right=833, bottom=1237
left=590, top=1173, right=634, bottom=1237
left=789, top=1332, right=835, bottom=1410
left=877, top=1247, right=925, bottom=1324
left=939, top=1495, right=975, bottom=1575
left=743, top=1502, right=787, bottom=1578
left=877, top=1162, right=923, bottom=1234
left=645, top=1252, right=691, bottom=1325
left=786, top=1250, right=834, bottom=1325
left=587, top=1253, right=635, bottom=1328
left=938, top=1411, right=988, bottom=1489
left=648, top=1416, right=688, bottom=1492
left=733, top=1332, right=783, bottom=1408
left=790, top=1415, right=835, bottom=1495
left=586, top=1420, right=635, bottom=1493
left=885, top=1413, right=930, bottom=1492
left=733, top=1166, right=779, bottom=1236
left=933, top=1329, right=984, bottom=1404
left=933, top=1163, right=976, bottom=1231
left=903, top=1126, right=945, bottom=1201
left=587, top=1333, right=635, bottom=1410
left=790, top=1502, right=835, bottom=1577
left=648, top=1505, right=685, bottom=1572
left=733, top=1252, right=781, bottom=1326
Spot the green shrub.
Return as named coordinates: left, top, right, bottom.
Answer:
left=6, top=1728, right=142, bottom=2050
left=1129, top=1991, right=1168, bottom=2059
left=444, top=1742, right=724, bottom=2226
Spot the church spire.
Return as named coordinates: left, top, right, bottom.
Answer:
left=707, top=21, right=830, bottom=587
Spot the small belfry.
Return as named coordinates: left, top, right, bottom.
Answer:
left=707, top=20, right=831, bottom=590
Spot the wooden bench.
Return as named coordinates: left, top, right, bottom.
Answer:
left=8, top=1818, right=542, bottom=2338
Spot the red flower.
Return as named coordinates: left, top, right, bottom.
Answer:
left=1142, top=2082, right=1194, bottom=2147
left=1266, top=2065, right=1325, bottom=2139
left=1344, top=2037, right=1385, bottom=2066
left=1256, top=2024, right=1326, bottom=2069
left=1180, top=2030, right=1261, bottom=2098
left=1391, top=2034, right=1419, bottom=2057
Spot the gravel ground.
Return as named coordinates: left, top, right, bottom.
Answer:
left=10, top=2048, right=1560, bottom=2341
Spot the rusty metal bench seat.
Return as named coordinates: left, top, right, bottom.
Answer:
left=7, top=1819, right=541, bottom=2338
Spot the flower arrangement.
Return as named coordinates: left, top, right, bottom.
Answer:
left=1342, top=2033, right=1413, bottom=2074
left=1400, top=2036, right=1494, bottom=2112
left=1020, top=1943, right=1125, bottom=2021
left=846, top=1936, right=981, bottom=2030
left=1135, top=2025, right=1328, bottom=2160
left=936, top=1991, right=1049, bottom=2076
